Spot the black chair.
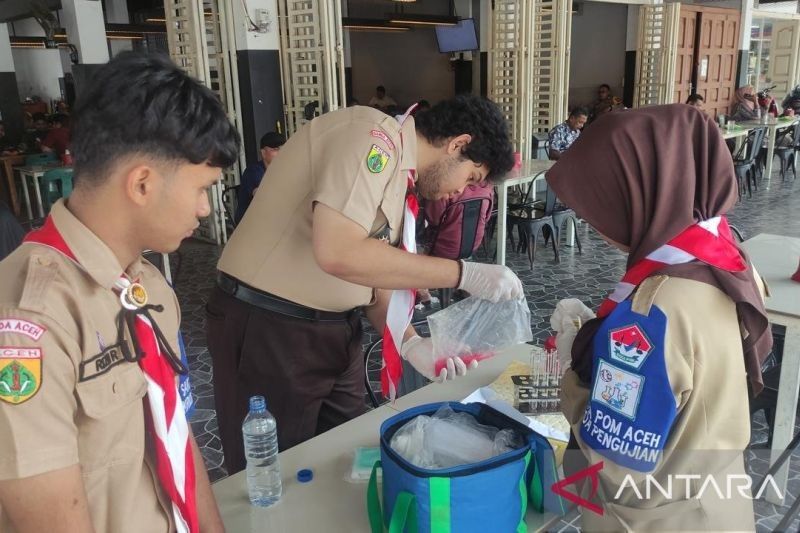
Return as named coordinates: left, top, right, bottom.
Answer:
left=427, top=196, right=493, bottom=308
left=728, top=224, right=745, bottom=243
left=773, top=121, right=800, bottom=181
left=532, top=133, right=550, bottom=160
left=733, top=127, right=766, bottom=199
left=506, top=188, right=559, bottom=268
left=545, top=187, right=583, bottom=254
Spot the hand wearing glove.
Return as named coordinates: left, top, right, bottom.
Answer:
left=549, top=299, right=595, bottom=374
left=401, top=335, right=479, bottom=383
left=457, top=261, right=524, bottom=303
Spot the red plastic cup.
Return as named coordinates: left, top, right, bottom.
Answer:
left=513, top=151, right=522, bottom=170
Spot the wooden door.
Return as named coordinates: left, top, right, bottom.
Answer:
left=675, top=8, right=697, bottom=104
left=695, top=10, right=740, bottom=118
left=767, top=20, right=800, bottom=97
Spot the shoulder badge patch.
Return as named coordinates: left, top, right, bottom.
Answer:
left=0, top=347, right=42, bottom=404
left=609, top=324, right=653, bottom=370
left=0, top=318, right=46, bottom=341
left=366, top=144, right=390, bottom=174
left=370, top=129, right=396, bottom=151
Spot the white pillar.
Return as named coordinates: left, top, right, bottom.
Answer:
left=0, top=24, right=14, bottom=73
left=105, top=0, right=132, bottom=56
left=60, top=0, right=109, bottom=64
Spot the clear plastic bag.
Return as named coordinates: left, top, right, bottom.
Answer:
left=389, top=405, right=524, bottom=469
left=427, top=296, right=532, bottom=369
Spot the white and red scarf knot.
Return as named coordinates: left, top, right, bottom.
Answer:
left=596, top=216, right=747, bottom=318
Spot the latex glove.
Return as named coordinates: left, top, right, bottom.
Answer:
left=549, top=299, right=595, bottom=373
left=401, top=335, right=478, bottom=383
left=457, top=261, right=524, bottom=303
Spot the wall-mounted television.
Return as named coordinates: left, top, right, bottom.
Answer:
left=435, top=19, right=478, bottom=54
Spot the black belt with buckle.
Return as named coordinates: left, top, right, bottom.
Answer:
left=216, top=272, right=355, bottom=322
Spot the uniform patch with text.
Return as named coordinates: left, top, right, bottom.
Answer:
left=0, top=318, right=47, bottom=341
left=370, top=129, right=395, bottom=151
left=79, top=342, right=130, bottom=381
left=366, top=144, right=390, bottom=173
left=0, top=347, right=42, bottom=404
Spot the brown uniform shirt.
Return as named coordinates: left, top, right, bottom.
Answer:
left=0, top=201, right=173, bottom=532
left=561, top=275, right=763, bottom=531
left=218, top=106, right=417, bottom=312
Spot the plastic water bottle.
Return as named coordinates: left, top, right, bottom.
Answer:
left=243, top=395, right=282, bottom=507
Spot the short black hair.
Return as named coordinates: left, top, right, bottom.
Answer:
left=51, top=113, right=68, bottom=125
left=32, top=113, right=47, bottom=123
left=569, top=106, right=589, bottom=119
left=599, top=83, right=611, bottom=91
left=686, top=93, right=704, bottom=104
left=260, top=132, right=286, bottom=149
left=417, top=99, right=431, bottom=109
left=415, top=95, right=514, bottom=182
left=70, top=51, right=240, bottom=186
left=376, top=85, right=386, bottom=92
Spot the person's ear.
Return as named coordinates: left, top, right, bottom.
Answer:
left=447, top=134, right=473, bottom=155
left=123, top=164, right=161, bottom=207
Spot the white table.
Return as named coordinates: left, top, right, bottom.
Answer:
left=741, top=233, right=800, bottom=505
left=740, top=117, right=800, bottom=188
left=495, top=159, right=556, bottom=266
left=721, top=125, right=752, bottom=141
left=212, top=343, right=562, bottom=532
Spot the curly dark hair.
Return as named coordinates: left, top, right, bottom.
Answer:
left=414, top=95, right=514, bottom=182
left=71, top=51, right=240, bottom=186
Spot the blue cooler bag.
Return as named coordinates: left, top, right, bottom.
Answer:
left=367, top=402, right=565, bottom=533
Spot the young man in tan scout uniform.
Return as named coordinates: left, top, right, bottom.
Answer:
left=0, top=52, right=239, bottom=532
left=208, top=96, right=523, bottom=473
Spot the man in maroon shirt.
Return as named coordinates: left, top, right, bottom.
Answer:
left=41, top=114, right=70, bottom=157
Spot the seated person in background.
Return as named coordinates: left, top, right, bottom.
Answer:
left=730, top=86, right=761, bottom=122
left=589, top=84, right=622, bottom=123
left=40, top=113, right=71, bottom=157
left=548, top=107, right=588, bottom=160
left=235, top=131, right=285, bottom=224
left=368, top=85, right=397, bottom=113
left=781, top=85, right=800, bottom=116
left=19, top=113, right=50, bottom=153
left=686, top=93, right=704, bottom=110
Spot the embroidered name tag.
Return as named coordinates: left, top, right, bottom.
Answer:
left=79, top=342, right=130, bottom=382
left=0, top=318, right=47, bottom=341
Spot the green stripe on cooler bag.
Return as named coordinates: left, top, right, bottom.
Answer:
left=517, top=451, right=532, bottom=533
left=530, top=453, right=544, bottom=513
left=429, top=477, right=451, bottom=532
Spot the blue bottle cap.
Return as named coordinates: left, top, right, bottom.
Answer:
left=297, top=469, right=313, bottom=483
left=249, top=395, right=266, bottom=412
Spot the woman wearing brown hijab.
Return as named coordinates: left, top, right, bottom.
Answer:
left=548, top=105, right=771, bottom=531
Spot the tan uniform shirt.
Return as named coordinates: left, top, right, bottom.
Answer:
left=0, top=201, right=173, bottom=532
left=219, top=106, right=416, bottom=312
left=561, top=276, right=760, bottom=532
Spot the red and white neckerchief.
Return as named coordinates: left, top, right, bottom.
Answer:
left=24, top=217, right=198, bottom=533
left=381, top=105, right=419, bottom=401
left=596, top=216, right=747, bottom=318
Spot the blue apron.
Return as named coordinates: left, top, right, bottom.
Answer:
left=579, top=300, right=677, bottom=472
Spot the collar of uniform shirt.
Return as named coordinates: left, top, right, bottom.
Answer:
left=399, top=115, right=418, bottom=172
left=48, top=200, right=146, bottom=290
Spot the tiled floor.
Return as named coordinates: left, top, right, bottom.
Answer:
left=174, top=171, right=800, bottom=531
